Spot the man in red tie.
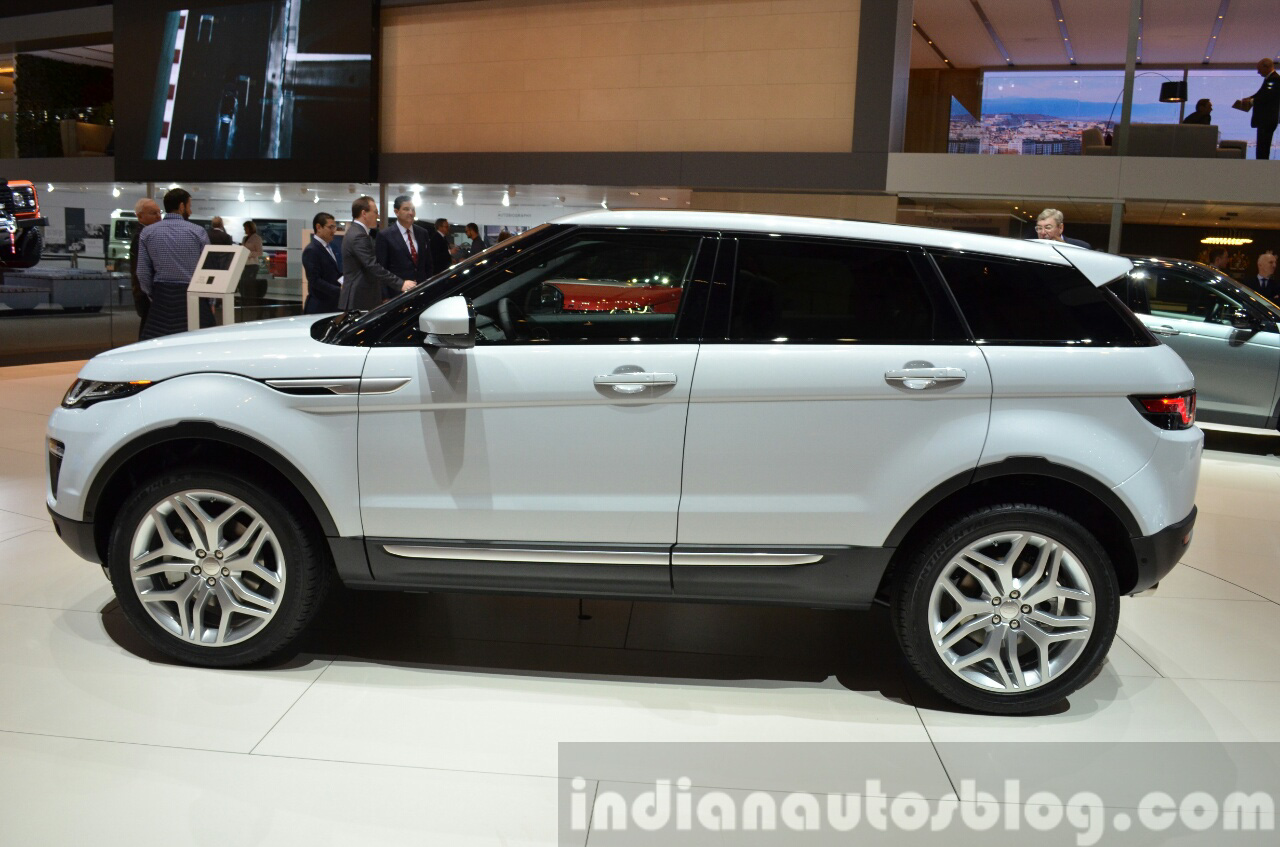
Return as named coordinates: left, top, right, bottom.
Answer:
left=374, top=194, right=434, bottom=300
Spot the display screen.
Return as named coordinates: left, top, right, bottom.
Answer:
left=202, top=251, right=236, bottom=271
left=114, top=0, right=377, bottom=182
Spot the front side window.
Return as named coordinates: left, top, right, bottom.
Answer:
left=462, top=230, right=703, bottom=344
left=1126, top=267, right=1252, bottom=324
left=726, top=238, right=964, bottom=343
left=934, top=252, right=1152, bottom=346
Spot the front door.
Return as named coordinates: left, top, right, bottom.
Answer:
left=356, top=228, right=713, bottom=589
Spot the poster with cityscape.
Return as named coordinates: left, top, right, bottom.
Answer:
left=950, top=70, right=1276, bottom=157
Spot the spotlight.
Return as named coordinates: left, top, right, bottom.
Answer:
left=313, top=192, right=320, bottom=204
left=273, top=186, right=282, bottom=203
left=112, top=186, right=121, bottom=198
left=502, top=190, right=510, bottom=207
left=47, top=183, right=55, bottom=192
left=601, top=196, right=608, bottom=210
left=168, top=183, right=179, bottom=190
left=237, top=187, right=245, bottom=203
left=455, top=189, right=464, bottom=206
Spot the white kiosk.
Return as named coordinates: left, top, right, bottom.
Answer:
left=187, top=245, right=249, bottom=331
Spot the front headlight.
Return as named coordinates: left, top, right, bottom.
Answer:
left=61, top=379, right=155, bottom=409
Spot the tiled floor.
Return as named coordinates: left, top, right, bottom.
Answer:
left=2, top=361, right=1277, bottom=845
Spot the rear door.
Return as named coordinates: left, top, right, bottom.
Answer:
left=1115, top=266, right=1280, bottom=426
left=675, top=236, right=991, bottom=602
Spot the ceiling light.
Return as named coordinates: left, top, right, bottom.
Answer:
left=111, top=186, right=121, bottom=198
left=46, top=183, right=54, bottom=192
left=313, top=192, right=320, bottom=204
left=629, top=191, right=640, bottom=196
left=272, top=186, right=282, bottom=203
left=412, top=189, right=423, bottom=208
left=168, top=183, right=179, bottom=190
left=237, top=187, right=245, bottom=203
left=455, top=189, right=464, bottom=206
left=601, top=196, right=608, bottom=210
left=1200, top=236, right=1252, bottom=246
left=502, top=190, right=510, bottom=207
left=659, top=196, right=669, bottom=201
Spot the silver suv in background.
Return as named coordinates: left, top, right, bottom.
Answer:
left=47, top=212, right=1201, bottom=714
left=1108, top=257, right=1280, bottom=429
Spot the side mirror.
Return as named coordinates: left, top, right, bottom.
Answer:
left=419, top=295, right=475, bottom=349
left=1229, top=308, right=1258, bottom=331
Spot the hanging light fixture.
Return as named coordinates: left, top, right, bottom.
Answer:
left=111, top=186, right=121, bottom=198
left=455, top=188, right=464, bottom=206
left=272, top=186, right=282, bottom=203
left=502, top=189, right=510, bottom=207
left=237, top=187, right=245, bottom=203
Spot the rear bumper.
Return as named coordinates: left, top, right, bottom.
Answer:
left=1128, top=506, right=1196, bottom=594
left=48, top=506, right=100, bottom=565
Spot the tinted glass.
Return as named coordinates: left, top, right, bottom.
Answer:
left=934, top=253, right=1151, bottom=345
left=1131, top=266, right=1251, bottom=324
left=728, top=238, right=962, bottom=342
left=462, top=230, right=702, bottom=344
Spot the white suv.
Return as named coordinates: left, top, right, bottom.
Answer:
left=46, top=211, right=1200, bottom=714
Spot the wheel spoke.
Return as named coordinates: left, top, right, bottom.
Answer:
left=220, top=517, right=266, bottom=560
left=1022, top=619, right=1091, bottom=644
left=226, top=577, right=276, bottom=614
left=218, top=582, right=273, bottom=619
left=954, top=558, right=1001, bottom=599
left=1027, top=609, right=1091, bottom=628
left=939, top=615, right=991, bottom=651
left=950, top=629, right=1000, bottom=671
left=170, top=495, right=210, bottom=552
left=1004, top=628, right=1028, bottom=689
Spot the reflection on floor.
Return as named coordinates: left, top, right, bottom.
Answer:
left=1, top=361, right=1277, bottom=845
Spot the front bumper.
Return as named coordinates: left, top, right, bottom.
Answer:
left=1128, top=505, right=1196, bottom=594
left=48, top=506, right=100, bottom=564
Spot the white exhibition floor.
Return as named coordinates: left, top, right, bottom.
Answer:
left=1, top=361, right=1278, bottom=845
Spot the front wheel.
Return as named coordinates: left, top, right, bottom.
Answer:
left=107, top=469, right=332, bottom=667
left=892, top=505, right=1119, bottom=714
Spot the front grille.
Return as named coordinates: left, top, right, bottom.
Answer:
left=0, top=187, right=14, bottom=217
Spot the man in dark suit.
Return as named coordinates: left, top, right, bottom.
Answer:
left=1034, top=208, right=1091, bottom=249
left=375, top=195, right=433, bottom=298
left=1242, top=58, right=1280, bottom=160
left=128, top=197, right=162, bottom=340
left=208, top=216, right=234, bottom=245
left=1254, top=250, right=1278, bottom=299
left=302, top=212, right=343, bottom=313
left=425, top=217, right=452, bottom=275
left=338, top=196, right=406, bottom=312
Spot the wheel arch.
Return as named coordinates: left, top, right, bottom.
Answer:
left=879, top=458, right=1142, bottom=598
left=84, top=421, right=339, bottom=562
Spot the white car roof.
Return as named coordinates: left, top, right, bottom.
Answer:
left=552, top=210, right=1131, bottom=286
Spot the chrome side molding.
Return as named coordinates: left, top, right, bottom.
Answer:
left=671, top=552, right=823, bottom=566
left=382, top=545, right=670, bottom=566
left=265, top=377, right=410, bottom=396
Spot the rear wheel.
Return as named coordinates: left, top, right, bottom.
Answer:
left=107, top=469, right=332, bottom=666
left=892, top=504, right=1119, bottom=714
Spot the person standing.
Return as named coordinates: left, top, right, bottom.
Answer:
left=338, top=195, right=405, bottom=311
left=1239, top=58, right=1280, bottom=160
left=208, top=216, right=234, bottom=245
left=1034, top=209, right=1091, bottom=249
left=1208, top=247, right=1232, bottom=273
left=136, top=187, right=211, bottom=339
left=1182, top=99, right=1213, bottom=125
left=427, top=217, right=452, bottom=274
left=302, top=212, right=343, bottom=313
left=464, top=222, right=487, bottom=258
left=375, top=195, right=432, bottom=296
left=1254, top=250, right=1278, bottom=299
left=128, top=197, right=162, bottom=341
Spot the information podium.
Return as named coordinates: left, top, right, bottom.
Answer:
left=187, top=245, right=249, bottom=331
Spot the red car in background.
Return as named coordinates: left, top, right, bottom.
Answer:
left=0, top=179, right=48, bottom=269
left=543, top=278, right=683, bottom=313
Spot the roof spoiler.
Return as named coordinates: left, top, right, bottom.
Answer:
left=1053, top=245, right=1133, bottom=287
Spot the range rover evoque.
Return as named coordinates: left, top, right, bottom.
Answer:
left=46, top=211, right=1201, bottom=714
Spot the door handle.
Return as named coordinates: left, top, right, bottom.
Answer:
left=1150, top=325, right=1181, bottom=337
left=884, top=367, right=967, bottom=390
left=594, top=372, right=678, bottom=394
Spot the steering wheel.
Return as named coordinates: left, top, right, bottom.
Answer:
left=497, top=297, right=528, bottom=340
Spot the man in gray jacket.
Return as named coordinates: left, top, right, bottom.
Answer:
left=338, top=196, right=407, bottom=311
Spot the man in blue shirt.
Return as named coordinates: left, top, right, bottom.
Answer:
left=137, top=187, right=211, bottom=339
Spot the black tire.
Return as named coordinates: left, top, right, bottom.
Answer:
left=12, top=225, right=43, bottom=269
left=107, top=468, right=332, bottom=667
left=891, top=504, right=1119, bottom=715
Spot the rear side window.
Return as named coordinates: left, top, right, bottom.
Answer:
left=933, top=253, right=1153, bottom=346
left=728, top=238, right=965, bottom=343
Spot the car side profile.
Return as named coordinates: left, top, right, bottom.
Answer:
left=1108, top=257, right=1280, bottom=429
left=45, top=211, right=1201, bottom=714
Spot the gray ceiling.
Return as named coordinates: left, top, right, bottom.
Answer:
left=912, top=0, right=1280, bottom=69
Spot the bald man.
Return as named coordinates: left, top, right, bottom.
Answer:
left=1240, top=58, right=1279, bottom=160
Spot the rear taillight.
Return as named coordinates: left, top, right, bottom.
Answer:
left=1130, top=391, right=1196, bottom=430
